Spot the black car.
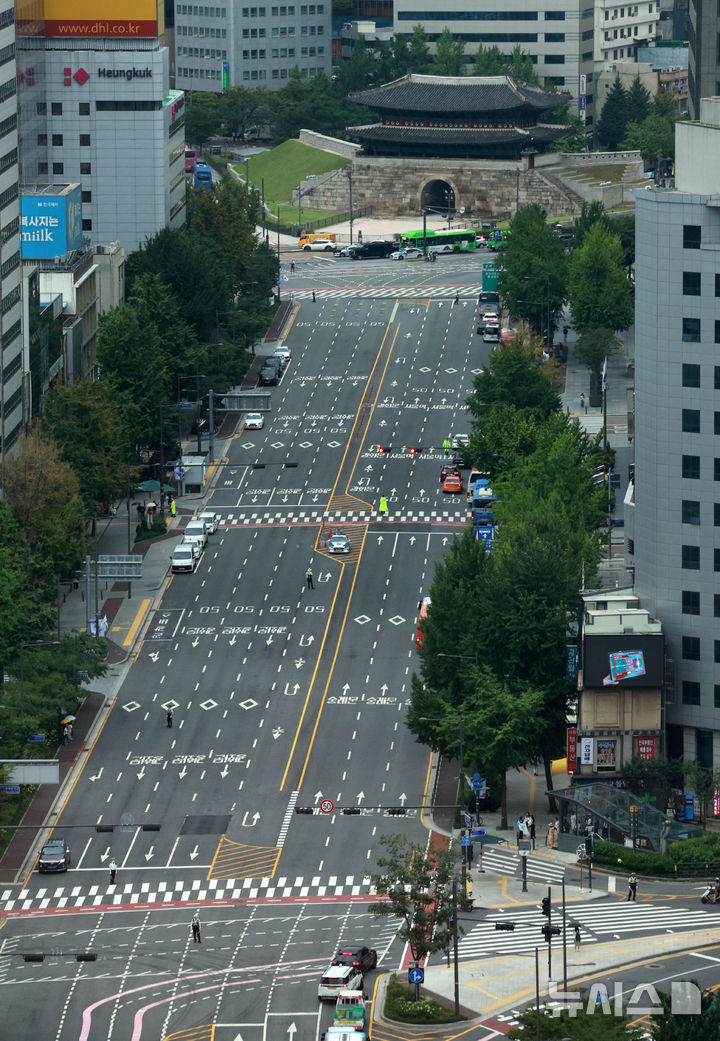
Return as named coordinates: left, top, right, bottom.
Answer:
left=352, top=240, right=395, bottom=260
left=38, top=838, right=70, bottom=872
left=258, top=357, right=281, bottom=386
left=332, top=945, right=378, bottom=974
left=440, top=462, right=461, bottom=482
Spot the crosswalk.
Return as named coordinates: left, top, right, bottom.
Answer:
left=291, top=286, right=480, bottom=300
left=1, top=873, right=377, bottom=915
left=215, top=508, right=466, bottom=527
left=477, top=845, right=567, bottom=884
left=456, top=902, right=713, bottom=960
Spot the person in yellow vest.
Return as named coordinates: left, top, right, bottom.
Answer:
left=379, top=496, right=388, bottom=518
left=442, top=437, right=451, bottom=455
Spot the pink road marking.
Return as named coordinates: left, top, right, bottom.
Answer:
left=130, top=978, right=261, bottom=1041
left=78, top=958, right=321, bottom=1041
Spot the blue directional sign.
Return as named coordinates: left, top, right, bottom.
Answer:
left=28, top=734, right=45, bottom=742
left=408, top=967, right=424, bottom=985
left=461, top=834, right=470, bottom=846
left=0, top=785, right=20, bottom=794
left=471, top=829, right=485, bottom=838
left=471, top=770, right=483, bottom=787
left=464, top=812, right=472, bottom=831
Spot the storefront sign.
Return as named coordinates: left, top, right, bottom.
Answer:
left=637, top=737, right=656, bottom=761
left=567, top=727, right=577, bottom=774
left=597, top=739, right=617, bottom=771
left=580, top=737, right=594, bottom=765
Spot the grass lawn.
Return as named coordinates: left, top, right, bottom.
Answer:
left=562, top=162, right=634, bottom=185
left=241, top=140, right=350, bottom=204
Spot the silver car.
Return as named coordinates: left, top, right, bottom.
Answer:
left=327, top=531, right=350, bottom=554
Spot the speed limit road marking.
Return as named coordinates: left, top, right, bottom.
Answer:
left=320, top=799, right=334, bottom=814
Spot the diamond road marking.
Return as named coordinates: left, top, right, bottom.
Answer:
left=200, top=699, right=218, bottom=711
left=299, top=441, right=312, bottom=448
left=327, top=441, right=341, bottom=448
left=355, top=614, right=371, bottom=625
left=470, top=368, right=483, bottom=375
left=241, top=442, right=255, bottom=451
left=388, top=615, right=406, bottom=626
left=444, top=367, right=458, bottom=374
left=271, top=441, right=285, bottom=449
left=419, top=366, right=431, bottom=373
left=162, top=699, right=179, bottom=711
left=239, top=698, right=258, bottom=711
left=122, top=701, right=141, bottom=713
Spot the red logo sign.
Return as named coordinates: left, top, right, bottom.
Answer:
left=64, top=66, right=89, bottom=86
left=637, top=737, right=656, bottom=761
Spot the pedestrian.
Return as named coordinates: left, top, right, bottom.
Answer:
left=68, top=722, right=73, bottom=741
left=442, top=437, right=451, bottom=456
left=517, top=814, right=525, bottom=844
left=170, top=498, right=176, bottom=518
left=167, top=708, right=173, bottom=728
left=563, top=325, right=569, bottom=342
left=379, top=496, right=388, bottom=518
left=109, top=859, right=117, bottom=884
left=574, top=923, right=581, bottom=951
left=312, top=290, right=316, bottom=302
left=454, top=293, right=459, bottom=305
left=546, top=819, right=555, bottom=848
left=306, top=568, right=314, bottom=589
left=191, top=913, right=202, bottom=944
left=580, top=392, right=585, bottom=413
left=290, top=293, right=295, bottom=306
left=529, top=813, right=536, bottom=851
left=627, top=873, right=637, bottom=901
left=62, top=725, right=69, bottom=746
left=553, top=817, right=560, bottom=848
left=290, top=260, right=295, bottom=274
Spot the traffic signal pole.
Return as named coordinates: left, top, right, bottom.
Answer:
left=562, top=877, right=567, bottom=991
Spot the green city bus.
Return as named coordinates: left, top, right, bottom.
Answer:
left=400, top=228, right=478, bottom=253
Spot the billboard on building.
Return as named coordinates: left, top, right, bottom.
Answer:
left=582, top=633, right=664, bottom=688
left=21, top=186, right=83, bottom=259
left=16, top=0, right=162, bottom=38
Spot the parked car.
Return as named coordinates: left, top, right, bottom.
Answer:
left=258, top=363, right=279, bottom=386
left=184, top=519, right=208, bottom=548
left=182, top=535, right=203, bottom=560
left=38, top=838, right=70, bottom=872
left=335, top=244, right=362, bottom=258
left=302, top=238, right=335, bottom=252
left=273, top=345, right=291, bottom=365
left=196, top=511, right=219, bottom=533
left=244, top=413, right=264, bottom=430
left=171, top=544, right=197, bottom=573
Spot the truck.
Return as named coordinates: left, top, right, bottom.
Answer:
left=332, top=989, right=366, bottom=1031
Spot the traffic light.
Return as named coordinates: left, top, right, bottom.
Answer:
left=342, top=807, right=361, bottom=815
left=495, top=921, right=515, bottom=931
left=466, top=842, right=474, bottom=864
left=541, top=924, right=560, bottom=942
left=408, top=446, right=422, bottom=454
left=388, top=807, right=407, bottom=816
left=377, top=445, right=391, bottom=454
left=295, top=807, right=314, bottom=814
left=541, top=896, right=551, bottom=918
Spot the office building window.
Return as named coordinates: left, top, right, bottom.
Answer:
left=52, top=162, right=63, bottom=174
left=682, top=544, right=700, bottom=568
left=52, top=133, right=63, bottom=146
left=682, top=680, right=701, bottom=704
left=716, top=548, right=720, bottom=571
left=79, top=134, right=90, bottom=146
left=682, top=590, right=700, bottom=614
left=37, top=133, right=47, bottom=145
left=716, top=367, right=720, bottom=389
left=683, top=455, right=700, bottom=479
left=81, top=190, right=91, bottom=202
left=80, top=162, right=91, bottom=174
left=683, top=635, right=701, bottom=659
left=683, top=318, right=701, bottom=342
left=683, top=271, right=701, bottom=295
left=716, top=640, right=720, bottom=663
left=715, top=685, right=720, bottom=709
left=716, top=272, right=720, bottom=296
left=682, top=363, right=701, bottom=387
left=683, top=224, right=701, bottom=248
left=51, top=102, right=62, bottom=115
left=716, top=320, right=720, bottom=344
left=698, top=728, right=713, bottom=767
left=79, top=102, right=90, bottom=115
left=682, top=499, right=700, bottom=524
left=36, top=101, right=46, bottom=114
left=82, top=218, right=92, bottom=230
left=682, top=408, right=701, bottom=432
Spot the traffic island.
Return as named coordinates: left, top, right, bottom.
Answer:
left=384, top=973, right=467, bottom=1025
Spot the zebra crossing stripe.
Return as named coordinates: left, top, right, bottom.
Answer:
left=276, top=792, right=299, bottom=847
left=220, top=510, right=467, bottom=527
left=292, top=287, right=479, bottom=300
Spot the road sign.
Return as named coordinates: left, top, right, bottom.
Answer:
left=320, top=799, right=334, bottom=814
left=0, top=785, right=20, bottom=794
left=178, top=402, right=194, bottom=410
left=408, top=967, right=424, bottom=985
left=464, top=812, right=472, bottom=831
left=174, top=465, right=186, bottom=480
left=461, top=834, right=470, bottom=846
left=471, top=829, right=485, bottom=838
left=28, top=735, right=45, bottom=742
left=471, top=770, right=483, bottom=787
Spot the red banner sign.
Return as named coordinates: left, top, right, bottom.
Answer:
left=637, top=737, right=656, bottom=761
left=567, top=727, right=577, bottom=775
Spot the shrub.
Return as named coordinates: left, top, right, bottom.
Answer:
left=591, top=834, right=720, bottom=876
left=384, top=973, right=464, bottom=1025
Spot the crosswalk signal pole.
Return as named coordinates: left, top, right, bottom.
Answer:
left=521, top=853, right=528, bottom=892
left=562, top=877, right=567, bottom=992
left=546, top=886, right=552, bottom=978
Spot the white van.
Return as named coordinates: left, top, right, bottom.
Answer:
left=184, top=519, right=208, bottom=548
left=196, top=511, right=219, bottom=534
left=318, top=964, right=363, bottom=1001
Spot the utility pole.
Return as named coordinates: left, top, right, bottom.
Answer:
left=208, top=389, right=215, bottom=464
left=347, top=166, right=354, bottom=244
left=262, top=177, right=266, bottom=243
left=452, top=879, right=460, bottom=1017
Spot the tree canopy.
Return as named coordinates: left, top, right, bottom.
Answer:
left=465, top=341, right=561, bottom=428
left=567, top=223, right=634, bottom=333
left=595, top=75, right=630, bottom=150
left=498, top=205, right=568, bottom=339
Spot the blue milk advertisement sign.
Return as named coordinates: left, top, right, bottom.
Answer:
left=21, top=186, right=83, bottom=259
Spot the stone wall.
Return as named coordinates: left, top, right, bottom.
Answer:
left=298, top=129, right=361, bottom=158
left=298, top=156, right=582, bottom=220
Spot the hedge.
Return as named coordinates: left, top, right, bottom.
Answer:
left=591, top=833, right=720, bottom=876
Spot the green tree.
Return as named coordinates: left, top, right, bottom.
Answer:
left=126, top=227, right=233, bottom=341
left=184, top=91, right=223, bottom=150
left=391, top=32, right=412, bottom=77
left=369, top=834, right=457, bottom=963
left=547, top=103, right=587, bottom=152
left=0, top=430, right=86, bottom=578
left=433, top=27, right=466, bottom=75
left=0, top=502, right=56, bottom=678
left=595, top=75, right=629, bottom=150
left=42, top=379, right=134, bottom=518
left=623, top=112, right=677, bottom=170
left=408, top=24, right=432, bottom=73
left=188, top=175, right=264, bottom=287
left=627, top=74, right=652, bottom=123
left=498, top=204, right=568, bottom=339
left=222, top=85, right=271, bottom=140
left=648, top=984, right=720, bottom=1039
left=508, top=993, right=645, bottom=1039
left=474, top=43, right=507, bottom=76
left=567, top=223, right=634, bottom=333
left=465, top=341, right=561, bottom=426
left=573, top=200, right=610, bottom=250
left=611, top=212, right=635, bottom=273
left=574, top=326, right=617, bottom=378
left=508, top=44, right=539, bottom=84
left=336, top=38, right=378, bottom=92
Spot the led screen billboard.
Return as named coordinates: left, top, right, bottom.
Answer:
left=582, top=633, right=664, bottom=689
left=17, top=0, right=162, bottom=38
left=21, top=186, right=82, bottom=259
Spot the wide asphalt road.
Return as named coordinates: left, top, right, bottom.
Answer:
left=0, top=253, right=501, bottom=1040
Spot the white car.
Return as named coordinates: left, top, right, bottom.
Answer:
left=451, top=434, right=470, bottom=449
left=302, top=238, right=335, bottom=252
left=390, top=247, right=424, bottom=260
left=245, top=413, right=264, bottom=429
left=182, top=535, right=203, bottom=559
left=196, top=510, right=219, bottom=533
left=327, top=531, right=350, bottom=554
left=273, top=345, right=291, bottom=364
left=318, top=963, right=363, bottom=1001
left=171, top=545, right=197, bottom=573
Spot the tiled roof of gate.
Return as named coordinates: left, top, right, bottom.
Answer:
left=346, top=123, right=570, bottom=145
left=349, top=73, right=568, bottom=114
